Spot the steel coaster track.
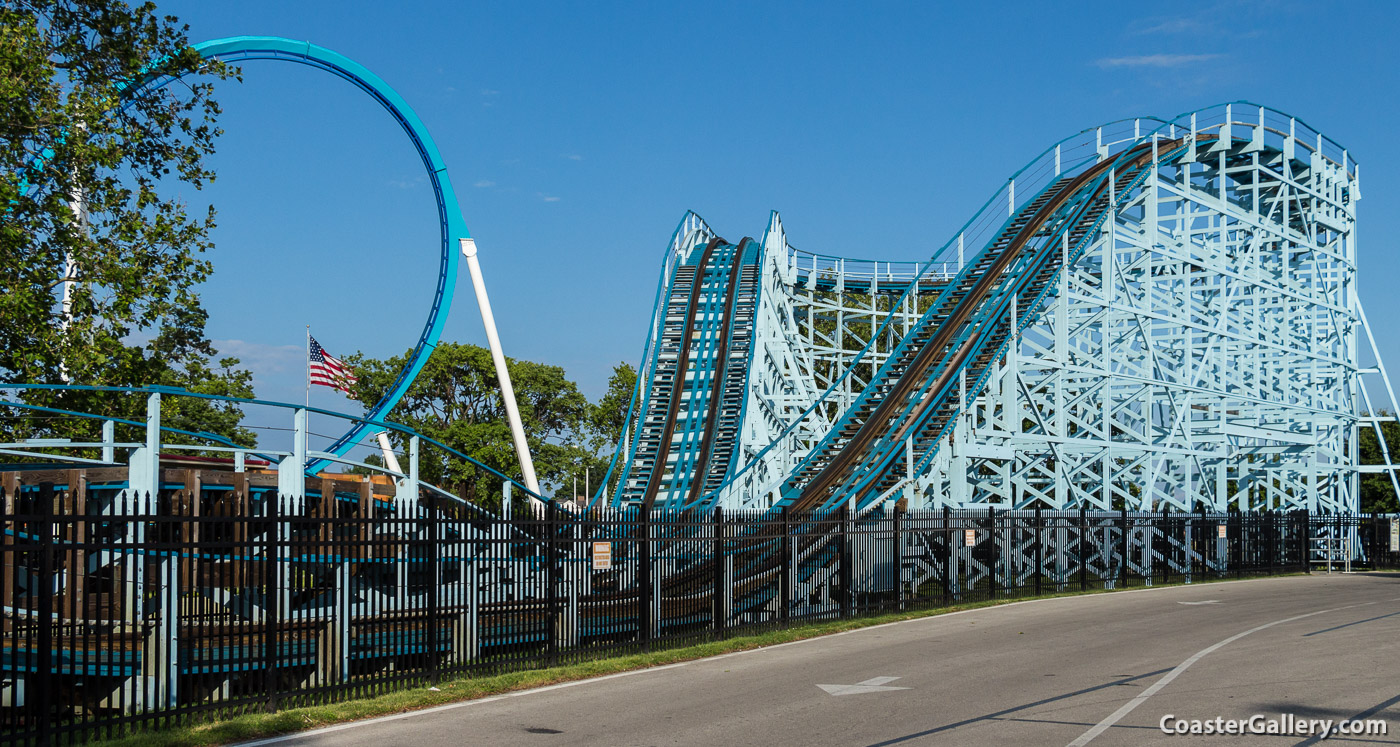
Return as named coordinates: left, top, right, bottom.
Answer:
left=101, top=37, right=471, bottom=473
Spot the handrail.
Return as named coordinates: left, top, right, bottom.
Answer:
left=0, top=383, right=553, bottom=506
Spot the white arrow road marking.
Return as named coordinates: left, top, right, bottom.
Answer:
left=817, top=676, right=910, bottom=696
left=1177, top=600, right=1221, bottom=605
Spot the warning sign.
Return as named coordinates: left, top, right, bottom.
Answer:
left=964, top=529, right=977, bottom=547
left=592, top=542, right=612, bottom=570
left=1390, top=518, right=1398, bottom=553
left=1217, top=524, right=1227, bottom=539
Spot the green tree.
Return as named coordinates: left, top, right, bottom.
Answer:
left=346, top=343, right=594, bottom=508
left=0, top=1, right=252, bottom=445
left=1359, top=413, right=1400, bottom=513
left=579, top=361, right=636, bottom=497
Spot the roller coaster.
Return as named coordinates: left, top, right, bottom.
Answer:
left=603, top=105, right=1394, bottom=518
left=3, top=35, right=1398, bottom=741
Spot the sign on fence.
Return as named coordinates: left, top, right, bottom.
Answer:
left=1390, top=518, right=1398, bottom=553
left=1217, top=524, right=1227, bottom=539
left=964, top=529, right=976, bottom=547
left=592, top=541, right=612, bottom=570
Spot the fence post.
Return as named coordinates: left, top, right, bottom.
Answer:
left=35, top=483, right=54, bottom=745
left=1300, top=509, right=1310, bottom=573
left=263, top=493, right=280, bottom=714
left=546, top=502, right=560, bottom=666
left=1078, top=505, right=1088, bottom=591
left=1185, top=510, right=1194, bottom=584
left=942, top=505, right=953, bottom=604
left=1376, top=512, right=1385, bottom=569
left=426, top=497, right=440, bottom=683
left=712, top=506, right=724, bottom=635
left=987, top=507, right=998, bottom=599
left=1338, top=513, right=1347, bottom=573
left=1119, top=505, right=1129, bottom=588
left=1234, top=513, right=1244, bottom=579
left=1268, top=511, right=1277, bottom=576
left=638, top=507, right=652, bottom=650
left=893, top=505, right=904, bottom=610
left=839, top=505, right=852, bottom=619
left=1199, top=504, right=1208, bottom=578
left=1154, top=506, right=1163, bottom=584
left=1034, top=504, right=1043, bottom=597
left=1369, top=513, right=1378, bottom=569
left=780, top=507, right=791, bottom=624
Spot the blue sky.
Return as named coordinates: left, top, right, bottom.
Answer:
left=160, top=0, right=1400, bottom=425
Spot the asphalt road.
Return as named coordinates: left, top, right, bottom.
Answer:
left=249, top=573, right=1400, bottom=746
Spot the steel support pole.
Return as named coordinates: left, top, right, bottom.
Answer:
left=375, top=431, right=403, bottom=475
left=461, top=238, right=542, bottom=511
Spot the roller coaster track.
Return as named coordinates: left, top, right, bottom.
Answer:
left=614, top=137, right=1197, bottom=517
left=592, top=142, right=1186, bottom=623
left=5, top=103, right=1387, bottom=732
left=618, top=238, right=761, bottom=509
left=788, top=139, right=1188, bottom=512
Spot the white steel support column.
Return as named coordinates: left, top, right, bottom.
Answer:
left=461, top=238, right=543, bottom=510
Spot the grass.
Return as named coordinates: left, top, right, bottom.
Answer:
left=83, top=571, right=1314, bottom=747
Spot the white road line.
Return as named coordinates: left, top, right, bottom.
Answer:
left=232, top=576, right=1333, bottom=746
left=1066, top=599, right=1382, bottom=746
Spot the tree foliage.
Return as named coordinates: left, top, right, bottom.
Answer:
left=0, top=0, right=253, bottom=445
left=581, top=361, right=637, bottom=492
left=1359, top=413, right=1400, bottom=514
left=347, top=343, right=640, bottom=509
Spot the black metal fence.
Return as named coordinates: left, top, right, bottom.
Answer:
left=2, top=482, right=1396, bottom=745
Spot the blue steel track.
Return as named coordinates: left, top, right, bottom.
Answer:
left=121, top=36, right=467, bottom=473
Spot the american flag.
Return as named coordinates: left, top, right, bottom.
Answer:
left=309, top=336, right=358, bottom=395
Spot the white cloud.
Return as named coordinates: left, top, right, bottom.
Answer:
left=480, top=88, right=500, bottom=96
left=1130, top=17, right=1206, bottom=35
left=1095, top=53, right=1222, bottom=69
left=539, top=193, right=561, bottom=203
left=212, top=339, right=303, bottom=374
left=563, top=154, right=583, bottom=161
left=474, top=179, right=496, bottom=188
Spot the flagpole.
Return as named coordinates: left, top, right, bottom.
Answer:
left=305, top=325, right=311, bottom=410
